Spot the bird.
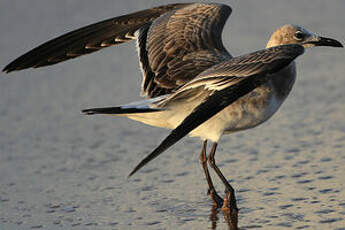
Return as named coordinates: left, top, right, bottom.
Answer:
left=3, top=3, right=343, bottom=215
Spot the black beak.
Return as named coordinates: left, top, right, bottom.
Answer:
left=310, top=36, right=344, bottom=47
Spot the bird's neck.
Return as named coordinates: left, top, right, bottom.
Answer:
left=270, top=62, right=297, bottom=99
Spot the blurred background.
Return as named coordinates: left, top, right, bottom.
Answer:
left=0, top=0, right=344, bottom=229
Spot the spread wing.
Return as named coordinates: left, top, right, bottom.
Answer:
left=3, top=3, right=233, bottom=100
left=129, top=44, right=305, bottom=176
left=2, top=3, right=191, bottom=73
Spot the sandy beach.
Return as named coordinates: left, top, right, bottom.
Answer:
left=1, top=0, right=344, bottom=229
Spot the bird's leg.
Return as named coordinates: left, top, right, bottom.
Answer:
left=200, top=140, right=223, bottom=207
left=208, top=143, right=238, bottom=214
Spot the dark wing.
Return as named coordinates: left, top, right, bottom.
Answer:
left=140, top=3, right=232, bottom=97
left=2, top=3, right=191, bottom=73
left=129, top=44, right=305, bottom=176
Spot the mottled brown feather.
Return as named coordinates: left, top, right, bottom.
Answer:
left=143, top=3, right=232, bottom=97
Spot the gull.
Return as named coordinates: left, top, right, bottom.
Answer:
left=3, top=3, right=343, bottom=216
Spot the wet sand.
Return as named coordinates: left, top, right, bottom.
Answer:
left=1, top=0, right=345, bottom=229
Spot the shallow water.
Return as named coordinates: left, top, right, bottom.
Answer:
left=1, top=0, right=345, bottom=229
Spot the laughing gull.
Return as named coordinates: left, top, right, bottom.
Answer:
left=3, top=3, right=343, bottom=215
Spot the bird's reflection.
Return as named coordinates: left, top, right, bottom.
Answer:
left=210, top=205, right=239, bottom=230
left=210, top=205, right=220, bottom=229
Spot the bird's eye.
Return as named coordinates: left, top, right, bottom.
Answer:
left=294, top=31, right=304, bottom=40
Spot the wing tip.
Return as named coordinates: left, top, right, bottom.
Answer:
left=127, top=154, right=151, bottom=178
left=2, top=61, right=31, bottom=74
left=2, top=64, right=15, bottom=73
left=128, top=167, right=139, bottom=178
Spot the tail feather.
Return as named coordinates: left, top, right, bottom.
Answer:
left=82, top=95, right=167, bottom=115
left=82, top=106, right=160, bottom=115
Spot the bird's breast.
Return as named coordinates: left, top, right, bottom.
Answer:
left=221, top=62, right=297, bottom=133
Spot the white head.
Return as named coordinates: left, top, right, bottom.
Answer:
left=266, top=24, right=343, bottom=49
